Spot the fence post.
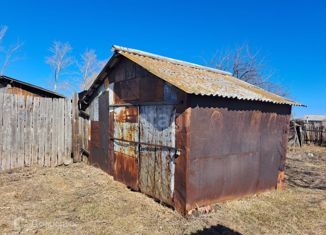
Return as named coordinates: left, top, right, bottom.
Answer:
left=72, top=93, right=81, bottom=162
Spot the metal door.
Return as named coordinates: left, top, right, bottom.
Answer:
left=138, top=105, right=176, bottom=205
left=112, top=106, right=139, bottom=190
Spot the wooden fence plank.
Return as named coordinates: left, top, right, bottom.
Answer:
left=38, top=98, right=45, bottom=166
left=72, top=94, right=80, bottom=162
left=17, top=95, right=25, bottom=168
left=2, top=94, right=12, bottom=171
left=32, top=97, right=40, bottom=164
left=44, top=98, right=51, bottom=167
left=55, top=99, right=60, bottom=165
left=64, top=99, right=73, bottom=164
left=57, top=98, right=65, bottom=165
left=9, top=95, right=17, bottom=169
left=24, top=96, right=33, bottom=166
left=51, top=99, right=58, bottom=166
left=55, top=98, right=60, bottom=166
left=64, top=99, right=69, bottom=163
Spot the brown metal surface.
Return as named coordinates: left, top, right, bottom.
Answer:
left=114, top=151, right=139, bottom=190
left=185, top=95, right=291, bottom=210
left=88, top=92, right=111, bottom=174
left=174, top=104, right=191, bottom=215
left=89, top=121, right=107, bottom=171
left=114, top=77, right=140, bottom=103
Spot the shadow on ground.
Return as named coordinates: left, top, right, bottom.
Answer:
left=189, top=224, right=242, bottom=235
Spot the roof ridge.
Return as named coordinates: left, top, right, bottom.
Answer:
left=112, top=45, right=232, bottom=76
left=0, top=75, right=65, bottom=98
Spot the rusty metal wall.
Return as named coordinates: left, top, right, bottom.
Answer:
left=185, top=95, right=291, bottom=211
left=89, top=91, right=111, bottom=173
left=112, top=106, right=139, bottom=190
left=174, top=104, right=191, bottom=214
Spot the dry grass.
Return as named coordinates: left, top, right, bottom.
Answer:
left=0, top=146, right=325, bottom=235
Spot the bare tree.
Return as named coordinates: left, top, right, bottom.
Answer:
left=46, top=41, right=73, bottom=91
left=0, top=25, right=23, bottom=75
left=0, top=41, right=23, bottom=74
left=212, top=44, right=287, bottom=97
left=79, top=49, right=103, bottom=90
left=0, top=25, right=8, bottom=44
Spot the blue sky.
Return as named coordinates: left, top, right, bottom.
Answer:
left=1, top=0, right=325, bottom=117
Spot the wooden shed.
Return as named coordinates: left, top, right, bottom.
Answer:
left=0, top=75, right=64, bottom=98
left=80, top=46, right=302, bottom=214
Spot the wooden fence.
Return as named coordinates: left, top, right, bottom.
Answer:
left=0, top=93, right=73, bottom=171
left=289, top=120, right=326, bottom=147
left=72, top=93, right=90, bottom=163
left=303, top=123, right=326, bottom=146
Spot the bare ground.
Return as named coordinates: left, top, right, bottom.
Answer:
left=0, top=146, right=325, bottom=235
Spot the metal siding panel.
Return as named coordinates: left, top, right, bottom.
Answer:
left=113, top=106, right=139, bottom=189
left=186, top=96, right=291, bottom=210
left=114, top=78, right=140, bottom=103
left=89, top=92, right=111, bottom=174
left=139, top=105, right=176, bottom=205
left=174, top=105, right=191, bottom=214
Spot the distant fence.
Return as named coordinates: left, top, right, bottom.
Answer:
left=289, top=120, right=326, bottom=147
left=0, top=93, right=73, bottom=171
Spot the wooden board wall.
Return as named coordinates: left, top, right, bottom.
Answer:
left=0, top=93, right=73, bottom=172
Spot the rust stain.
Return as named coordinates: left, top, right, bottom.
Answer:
left=114, top=152, right=139, bottom=190
left=276, top=171, right=285, bottom=190
left=114, top=106, right=138, bottom=123
left=112, top=105, right=139, bottom=190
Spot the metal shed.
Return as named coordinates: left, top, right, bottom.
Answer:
left=80, top=45, right=302, bottom=214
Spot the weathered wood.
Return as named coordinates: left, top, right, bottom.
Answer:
left=58, top=98, right=65, bottom=165
left=79, top=116, right=83, bottom=161
left=16, top=95, right=25, bottom=168
left=56, top=99, right=60, bottom=165
left=72, top=93, right=80, bottom=162
left=64, top=99, right=72, bottom=164
left=32, top=97, right=40, bottom=164
left=24, top=96, right=33, bottom=166
left=44, top=98, right=52, bottom=167
left=2, top=94, right=12, bottom=171
left=38, top=98, right=46, bottom=166
left=51, top=99, right=58, bottom=166
left=10, top=95, right=18, bottom=169
left=0, top=93, right=75, bottom=171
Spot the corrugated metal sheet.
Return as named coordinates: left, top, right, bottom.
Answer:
left=112, top=46, right=302, bottom=106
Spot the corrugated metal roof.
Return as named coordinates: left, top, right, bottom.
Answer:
left=112, top=45, right=302, bottom=106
